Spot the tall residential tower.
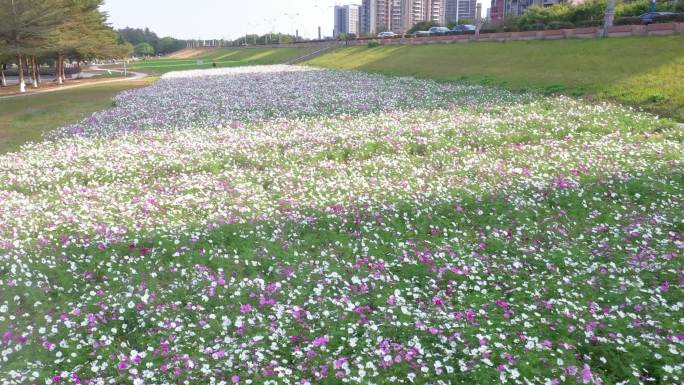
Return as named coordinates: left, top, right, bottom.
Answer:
left=334, top=5, right=361, bottom=36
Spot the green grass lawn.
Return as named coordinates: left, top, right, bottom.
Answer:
left=306, top=36, right=684, bottom=121
left=131, top=47, right=316, bottom=74
left=0, top=78, right=155, bottom=154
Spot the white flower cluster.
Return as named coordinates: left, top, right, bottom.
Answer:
left=0, top=65, right=681, bottom=385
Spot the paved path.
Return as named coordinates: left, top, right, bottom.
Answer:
left=0, top=66, right=148, bottom=99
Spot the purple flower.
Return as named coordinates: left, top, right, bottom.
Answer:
left=313, top=335, right=329, bottom=347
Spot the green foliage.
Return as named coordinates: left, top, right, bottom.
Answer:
left=134, top=42, right=154, bottom=56
left=676, top=0, right=684, bottom=12
left=616, top=0, right=652, bottom=16
left=447, top=19, right=474, bottom=29
left=407, top=21, right=440, bottom=34
left=0, top=0, right=65, bottom=55
left=616, top=0, right=682, bottom=16
left=516, top=0, right=682, bottom=29
left=0, top=78, right=155, bottom=153
left=367, top=40, right=381, bottom=48
left=118, top=28, right=184, bottom=55
left=516, top=0, right=606, bottom=28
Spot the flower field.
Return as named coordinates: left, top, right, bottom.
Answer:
left=0, top=66, right=682, bottom=385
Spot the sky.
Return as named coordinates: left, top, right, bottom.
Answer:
left=101, top=0, right=486, bottom=41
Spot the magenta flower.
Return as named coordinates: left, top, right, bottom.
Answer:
left=660, top=281, right=670, bottom=292
left=313, top=335, right=329, bottom=347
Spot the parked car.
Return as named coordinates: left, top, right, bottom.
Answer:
left=452, top=24, right=476, bottom=34
left=640, top=11, right=675, bottom=24
left=428, top=26, right=451, bottom=36
left=414, top=30, right=432, bottom=37
left=377, top=31, right=397, bottom=38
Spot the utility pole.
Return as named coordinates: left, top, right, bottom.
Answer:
left=456, top=0, right=460, bottom=24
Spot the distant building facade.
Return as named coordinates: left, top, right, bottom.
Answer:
left=357, top=0, right=493, bottom=35
left=334, top=5, right=361, bottom=36
left=445, top=0, right=478, bottom=22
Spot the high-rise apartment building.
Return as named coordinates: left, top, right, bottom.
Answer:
left=334, top=5, right=361, bottom=36
left=445, top=0, right=478, bottom=22
left=390, top=0, right=406, bottom=33
left=490, top=0, right=506, bottom=23
left=358, top=0, right=449, bottom=35
left=360, top=0, right=393, bottom=34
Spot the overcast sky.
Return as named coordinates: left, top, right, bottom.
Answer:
left=101, top=0, right=486, bottom=40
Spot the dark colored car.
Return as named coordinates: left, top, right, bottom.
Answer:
left=429, top=27, right=451, bottom=36
left=640, top=11, right=675, bottom=24
left=452, top=24, right=476, bottom=34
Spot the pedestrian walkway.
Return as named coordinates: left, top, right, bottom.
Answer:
left=0, top=66, right=148, bottom=99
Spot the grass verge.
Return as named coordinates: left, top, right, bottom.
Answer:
left=306, top=36, right=684, bottom=121
left=131, top=47, right=316, bottom=74
left=0, top=77, right=156, bottom=154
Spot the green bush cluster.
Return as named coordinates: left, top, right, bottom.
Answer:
left=508, top=0, right=683, bottom=31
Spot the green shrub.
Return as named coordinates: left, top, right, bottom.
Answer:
left=522, top=23, right=547, bottom=31
left=614, top=16, right=643, bottom=25
left=575, top=19, right=603, bottom=27
left=566, top=0, right=606, bottom=24
left=616, top=1, right=651, bottom=17
left=518, top=5, right=571, bottom=26
left=367, top=40, right=381, bottom=48
left=676, top=0, right=684, bottom=12
left=548, top=21, right=575, bottom=29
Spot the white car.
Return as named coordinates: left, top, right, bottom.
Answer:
left=377, top=31, right=396, bottom=38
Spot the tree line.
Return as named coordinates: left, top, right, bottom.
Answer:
left=117, top=27, right=186, bottom=56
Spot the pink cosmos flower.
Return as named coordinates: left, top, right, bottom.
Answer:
left=313, top=335, right=329, bottom=347
left=660, top=281, right=670, bottom=292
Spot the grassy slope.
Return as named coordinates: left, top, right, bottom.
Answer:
left=131, top=47, right=315, bottom=74
left=306, top=36, right=684, bottom=121
left=0, top=78, right=155, bottom=154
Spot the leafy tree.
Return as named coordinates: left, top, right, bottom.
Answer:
left=407, top=21, right=440, bottom=34
left=134, top=42, right=154, bottom=56
left=48, top=0, right=125, bottom=84
left=118, top=27, right=185, bottom=55
left=676, top=0, right=684, bottom=12
left=157, top=36, right=185, bottom=54
left=0, top=0, right=65, bottom=92
left=118, top=27, right=159, bottom=50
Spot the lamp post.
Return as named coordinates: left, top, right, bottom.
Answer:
left=313, top=4, right=334, bottom=39
left=284, top=12, right=300, bottom=42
